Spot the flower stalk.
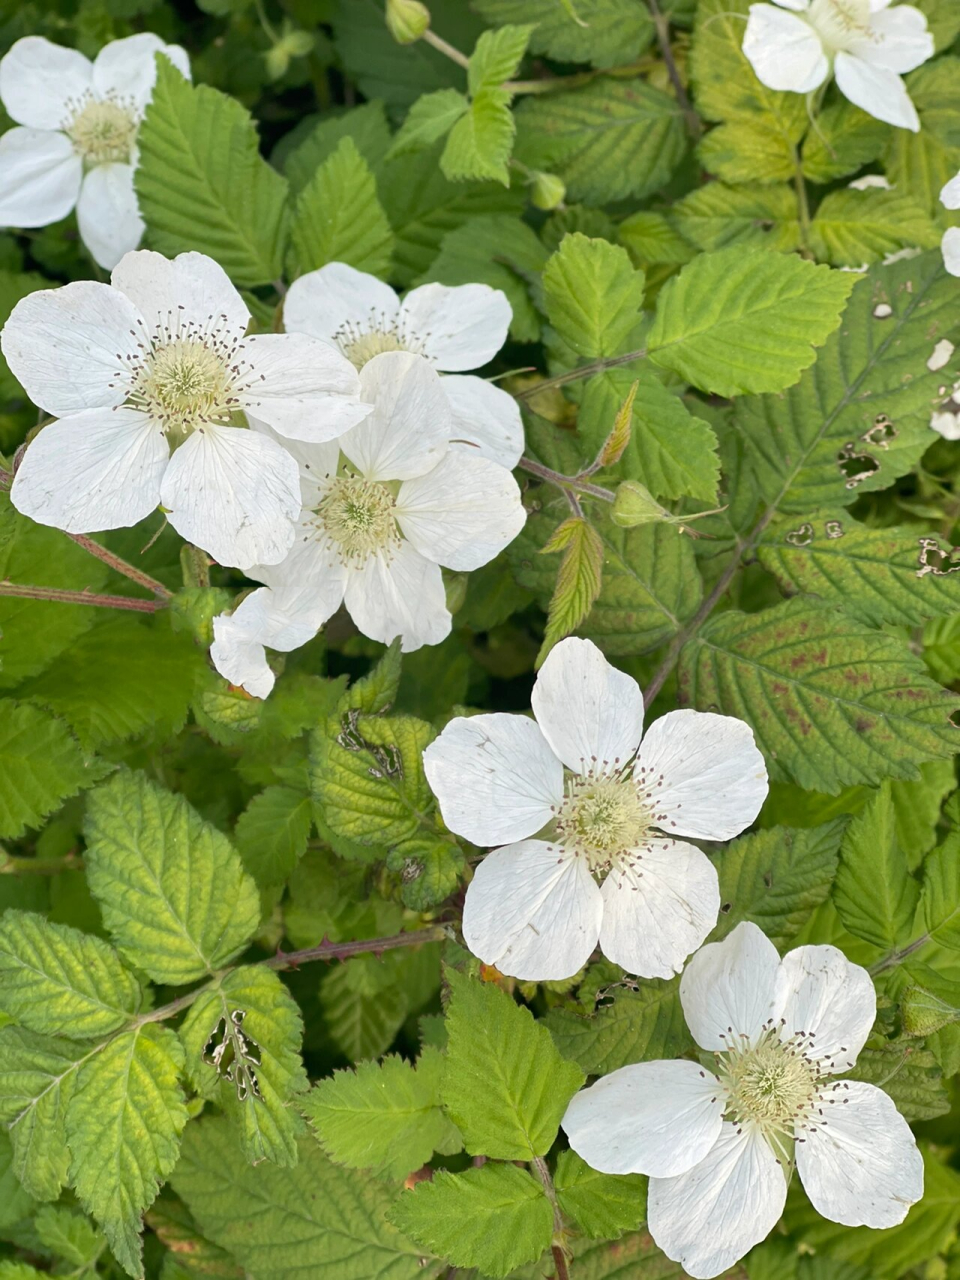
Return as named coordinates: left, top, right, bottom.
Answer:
left=0, top=580, right=169, bottom=612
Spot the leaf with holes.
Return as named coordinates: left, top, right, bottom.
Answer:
left=544, top=977, right=692, bottom=1076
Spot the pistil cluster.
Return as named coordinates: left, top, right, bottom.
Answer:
left=553, top=768, right=651, bottom=873
left=333, top=313, right=427, bottom=370
left=65, top=94, right=139, bottom=165
left=312, top=474, right=401, bottom=566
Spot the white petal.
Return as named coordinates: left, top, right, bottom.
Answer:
left=634, top=709, right=768, bottom=841
left=940, top=172, right=960, bottom=211
left=931, top=408, right=960, bottom=439
left=92, top=35, right=189, bottom=108
left=773, top=944, right=875, bottom=1069
left=249, top=424, right=340, bottom=508
left=396, top=451, right=525, bottom=572
left=562, top=1060, right=725, bottom=1178
left=600, top=839, right=720, bottom=979
left=0, top=37, right=92, bottom=131
left=532, top=637, right=644, bottom=775
left=239, top=333, right=369, bottom=442
left=11, top=406, right=166, bottom=533
left=648, top=1124, right=787, bottom=1280
left=742, top=5, right=828, bottom=92
left=342, top=351, right=450, bottom=481
left=679, top=921, right=781, bottom=1052
left=399, top=282, right=511, bottom=371
left=283, top=262, right=400, bottom=349
left=159, top=426, right=299, bottom=570
left=0, top=280, right=139, bottom=415
left=76, top=164, right=143, bottom=271
left=423, top=712, right=562, bottom=845
left=834, top=53, right=919, bottom=130
left=343, top=541, right=450, bottom=650
left=849, top=6, right=933, bottom=73
left=796, top=1082, right=923, bottom=1228
left=462, top=840, right=602, bottom=981
left=0, top=127, right=81, bottom=228
left=110, top=249, right=249, bottom=343
left=773, top=0, right=810, bottom=8
left=942, top=227, right=960, bottom=278
left=210, top=599, right=278, bottom=700
left=442, top=374, right=524, bottom=468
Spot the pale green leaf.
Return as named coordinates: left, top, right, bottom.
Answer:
left=441, top=87, right=515, bottom=185
left=834, top=786, right=919, bottom=949
left=809, top=189, right=940, bottom=267
left=0, top=1129, right=36, bottom=1228
left=441, top=968, right=584, bottom=1159
left=698, top=118, right=799, bottom=185
left=387, top=89, right=469, bottom=158
left=554, top=1150, right=646, bottom=1240
left=801, top=99, right=888, bottom=184
left=468, top=24, right=533, bottom=93
left=542, top=233, right=644, bottom=358
left=848, top=1044, right=949, bottom=1122
left=473, top=0, right=654, bottom=68
left=646, top=246, right=855, bottom=396
left=538, top=516, right=604, bottom=664
left=234, top=785, right=312, bottom=888
left=678, top=598, right=960, bottom=793
left=544, top=976, right=692, bottom=1075
left=671, top=183, right=799, bottom=253
left=284, top=102, right=392, bottom=195
left=389, top=1164, right=552, bottom=1278
left=0, top=912, right=141, bottom=1038
left=885, top=58, right=960, bottom=216
left=290, top=136, right=394, bottom=277
left=919, top=831, right=960, bottom=950
left=618, top=210, right=695, bottom=267
left=135, top=57, right=288, bottom=285
left=65, top=1024, right=188, bottom=1279
left=34, top=1205, right=103, bottom=1268
left=84, top=772, right=260, bottom=986
left=0, top=701, right=107, bottom=840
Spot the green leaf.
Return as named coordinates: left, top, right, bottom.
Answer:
left=678, top=598, right=960, bottom=793
left=801, top=100, right=888, bottom=184
left=178, top=966, right=308, bottom=1167
left=473, top=0, right=653, bottom=69
left=736, top=252, right=959, bottom=512
left=919, top=831, right=960, bottom=950
left=697, top=118, right=799, bottom=185
left=388, top=89, right=469, bottom=158
left=544, top=976, right=692, bottom=1075
left=284, top=102, right=392, bottom=195
left=146, top=1193, right=244, bottom=1280
left=384, top=834, right=465, bottom=910
left=0, top=701, right=106, bottom=840
left=468, top=24, right=533, bottom=92
left=671, top=183, right=799, bottom=253
left=441, top=87, right=515, bottom=185
left=514, top=78, right=687, bottom=205
left=0, top=1129, right=37, bottom=1228
left=290, top=136, right=394, bottom=277
left=172, top=1116, right=430, bottom=1280
left=320, top=958, right=412, bottom=1061
left=0, top=912, right=141, bottom=1038
left=34, top=1205, right=103, bottom=1268
left=538, top=516, right=604, bottom=664
left=441, top=968, right=584, bottom=1159
left=618, top=210, right=696, bottom=267
left=646, top=247, right=855, bottom=396
left=808, top=188, right=940, bottom=267
left=390, top=1164, right=552, bottom=1277
left=834, top=786, right=919, bottom=949
left=65, top=1024, right=188, bottom=1279
left=234, top=785, right=312, bottom=888
left=542, top=233, right=644, bottom=358
left=303, top=1048, right=460, bottom=1180
left=83, top=772, right=260, bottom=986
left=885, top=58, right=960, bottom=216
left=848, top=1044, right=949, bottom=1122
left=135, top=57, right=288, bottom=286
left=554, top=1150, right=646, bottom=1240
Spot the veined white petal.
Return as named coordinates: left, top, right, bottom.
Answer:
left=11, top=406, right=166, bottom=533
left=462, top=840, right=602, bottom=981
left=239, top=333, right=370, bottom=442
left=396, top=451, right=525, bottom=572
left=940, top=172, right=960, bottom=210
left=532, top=637, right=644, bottom=775
left=562, top=1060, right=725, bottom=1178
left=0, top=37, right=92, bottom=131
left=399, top=282, right=511, bottom=371
left=111, top=249, right=250, bottom=343
left=210, top=604, right=277, bottom=699
left=680, top=921, right=781, bottom=1052
left=92, top=35, right=190, bottom=108
left=634, top=709, right=768, bottom=841
left=342, top=541, right=451, bottom=650
left=773, top=944, right=876, bottom=1070
left=76, top=164, right=143, bottom=271
left=423, top=712, right=562, bottom=845
left=942, top=227, right=960, bottom=277
left=742, top=5, right=828, bottom=92
left=796, top=1081, right=923, bottom=1228
left=772, top=0, right=810, bottom=8
left=648, top=1124, right=787, bottom=1279
left=247, top=417, right=340, bottom=508
left=834, top=53, right=919, bottom=130
left=283, top=262, right=401, bottom=350
left=159, top=425, right=299, bottom=570
left=344, top=351, right=450, bottom=482
left=442, top=374, right=524, bottom=469
left=0, top=127, right=81, bottom=228
left=849, top=6, right=933, bottom=73
left=599, top=839, right=720, bottom=979
left=1, top=280, right=139, bottom=415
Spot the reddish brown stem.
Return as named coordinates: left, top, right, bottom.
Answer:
left=0, top=581, right=168, bottom=612
left=65, top=532, right=173, bottom=599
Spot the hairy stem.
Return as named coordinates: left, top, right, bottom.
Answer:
left=0, top=581, right=168, bottom=612
left=870, top=933, right=931, bottom=976
left=647, top=0, right=701, bottom=138
left=516, top=348, right=648, bottom=400
left=531, top=1157, right=570, bottom=1280
left=519, top=456, right=616, bottom=503
left=65, top=533, right=174, bottom=599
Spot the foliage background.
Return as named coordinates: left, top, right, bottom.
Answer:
left=1, top=0, right=960, bottom=1277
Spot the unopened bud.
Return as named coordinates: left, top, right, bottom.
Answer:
left=611, top=480, right=668, bottom=529
left=529, top=171, right=566, bottom=211
left=265, top=26, right=315, bottom=80
left=386, top=0, right=431, bottom=44
left=902, top=985, right=960, bottom=1037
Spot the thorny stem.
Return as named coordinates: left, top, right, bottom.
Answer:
left=531, top=1157, right=570, bottom=1280
left=870, top=933, right=932, bottom=976
left=518, top=456, right=616, bottom=503
left=65, top=533, right=173, bottom=599
left=0, top=581, right=168, bottom=613
left=647, top=0, right=702, bottom=138
left=516, top=348, right=647, bottom=400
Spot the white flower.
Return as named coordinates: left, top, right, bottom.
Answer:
left=210, top=350, right=526, bottom=695
left=421, top=638, right=768, bottom=982
left=0, top=35, right=190, bottom=269
left=283, top=262, right=524, bottom=470
left=742, top=0, right=934, bottom=132
left=562, top=922, right=924, bottom=1279
left=940, top=171, right=960, bottom=277
left=3, top=249, right=370, bottom=570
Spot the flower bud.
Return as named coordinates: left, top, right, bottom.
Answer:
left=386, top=0, right=431, bottom=44
left=901, top=985, right=960, bottom=1037
left=529, top=171, right=566, bottom=211
left=611, top=480, right=668, bottom=529
left=265, top=25, right=315, bottom=79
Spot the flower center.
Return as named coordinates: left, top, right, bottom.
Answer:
left=67, top=97, right=138, bottom=165
left=716, top=1027, right=820, bottom=1150
left=554, top=774, right=650, bottom=871
left=809, top=0, right=871, bottom=51
left=124, top=326, right=244, bottom=441
left=332, top=316, right=428, bottom=371
left=314, top=475, right=399, bottom=564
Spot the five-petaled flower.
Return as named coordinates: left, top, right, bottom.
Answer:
left=209, top=350, right=526, bottom=695
left=562, top=922, right=924, bottom=1279
left=284, top=261, right=524, bottom=470
left=742, top=0, right=934, bottom=132
left=422, top=637, right=768, bottom=981
left=0, top=35, right=189, bottom=269
left=2, top=249, right=370, bottom=570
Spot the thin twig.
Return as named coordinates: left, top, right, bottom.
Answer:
left=422, top=27, right=470, bottom=69
left=1, top=851, right=83, bottom=875
left=647, top=0, right=701, bottom=138
left=516, top=348, right=647, bottom=401
left=64, top=533, right=173, bottom=599
left=531, top=1157, right=570, bottom=1280
left=0, top=581, right=168, bottom=612
left=870, top=934, right=931, bottom=976
left=518, top=456, right=616, bottom=503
